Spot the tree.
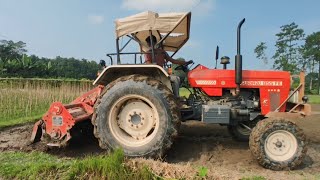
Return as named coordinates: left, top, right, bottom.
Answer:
left=254, top=42, right=268, bottom=64
left=273, top=23, right=305, bottom=73
left=0, top=40, right=27, bottom=62
left=304, top=32, right=320, bottom=94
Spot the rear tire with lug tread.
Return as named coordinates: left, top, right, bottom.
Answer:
left=249, top=117, right=307, bottom=170
left=228, top=118, right=261, bottom=142
left=92, top=74, right=180, bottom=158
left=228, top=123, right=251, bottom=142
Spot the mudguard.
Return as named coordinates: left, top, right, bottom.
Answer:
left=93, top=65, right=172, bottom=91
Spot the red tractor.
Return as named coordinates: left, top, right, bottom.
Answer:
left=31, top=11, right=311, bottom=170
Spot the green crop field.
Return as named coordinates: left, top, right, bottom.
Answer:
left=308, top=95, right=320, bottom=104
left=0, top=78, right=94, bottom=128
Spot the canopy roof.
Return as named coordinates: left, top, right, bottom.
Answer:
left=115, top=11, right=191, bottom=55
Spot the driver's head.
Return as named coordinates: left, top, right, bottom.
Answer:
left=145, top=35, right=157, bottom=47
left=99, top=59, right=106, bottom=67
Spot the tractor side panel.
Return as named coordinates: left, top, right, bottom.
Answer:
left=259, top=88, right=287, bottom=115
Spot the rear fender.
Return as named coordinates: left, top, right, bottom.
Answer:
left=93, top=65, right=172, bottom=91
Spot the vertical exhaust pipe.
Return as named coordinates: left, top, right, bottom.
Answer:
left=235, top=18, right=245, bottom=96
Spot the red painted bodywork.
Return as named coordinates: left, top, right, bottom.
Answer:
left=188, top=65, right=291, bottom=115
left=32, top=85, right=104, bottom=144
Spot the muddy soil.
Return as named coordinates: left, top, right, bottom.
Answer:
left=1, top=105, right=320, bottom=179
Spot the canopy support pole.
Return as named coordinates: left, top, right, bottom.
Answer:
left=116, top=38, right=120, bottom=64
left=120, top=38, right=133, bottom=52
left=149, top=30, right=155, bottom=64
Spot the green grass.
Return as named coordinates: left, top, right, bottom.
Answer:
left=197, top=166, right=208, bottom=178
left=308, top=95, right=320, bottom=104
left=0, top=149, right=156, bottom=180
left=0, top=114, right=42, bottom=129
left=0, top=78, right=94, bottom=128
left=179, top=88, right=191, bottom=98
left=241, top=176, right=266, bottom=180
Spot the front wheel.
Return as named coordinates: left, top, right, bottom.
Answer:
left=249, top=118, right=307, bottom=170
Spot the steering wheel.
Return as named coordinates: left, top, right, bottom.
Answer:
left=174, top=60, right=194, bottom=72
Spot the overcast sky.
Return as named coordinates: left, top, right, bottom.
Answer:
left=0, top=0, right=319, bottom=69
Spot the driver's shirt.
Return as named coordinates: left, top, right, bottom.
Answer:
left=144, top=48, right=169, bottom=67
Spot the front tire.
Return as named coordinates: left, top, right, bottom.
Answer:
left=92, top=75, right=180, bottom=158
left=249, top=118, right=307, bottom=170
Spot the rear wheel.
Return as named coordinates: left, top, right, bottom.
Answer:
left=249, top=118, right=307, bottom=170
left=92, top=75, right=180, bottom=158
left=228, top=123, right=251, bottom=142
left=228, top=118, right=260, bottom=142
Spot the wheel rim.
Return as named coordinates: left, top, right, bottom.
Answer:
left=108, top=94, right=160, bottom=147
left=264, top=130, right=298, bottom=162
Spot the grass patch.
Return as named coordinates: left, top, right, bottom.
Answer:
left=180, top=87, right=191, bottom=98
left=0, top=114, right=42, bottom=129
left=0, top=149, right=156, bottom=180
left=197, top=166, right=208, bottom=178
left=308, top=95, right=320, bottom=104
left=241, top=176, right=266, bottom=180
left=0, top=151, right=69, bottom=179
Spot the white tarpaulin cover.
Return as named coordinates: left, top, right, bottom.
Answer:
left=115, top=11, right=191, bottom=53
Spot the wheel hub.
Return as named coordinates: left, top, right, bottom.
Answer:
left=131, top=113, right=142, bottom=125
left=117, top=101, right=156, bottom=140
left=275, top=141, right=283, bottom=148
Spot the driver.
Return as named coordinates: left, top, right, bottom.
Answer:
left=144, top=35, right=191, bottom=97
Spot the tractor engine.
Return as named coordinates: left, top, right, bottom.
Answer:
left=206, top=89, right=260, bottom=124
left=184, top=88, right=261, bottom=124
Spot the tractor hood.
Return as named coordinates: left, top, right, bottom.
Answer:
left=115, top=11, right=191, bottom=55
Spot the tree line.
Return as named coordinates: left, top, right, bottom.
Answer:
left=254, top=23, right=320, bottom=95
left=0, top=40, right=100, bottom=80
